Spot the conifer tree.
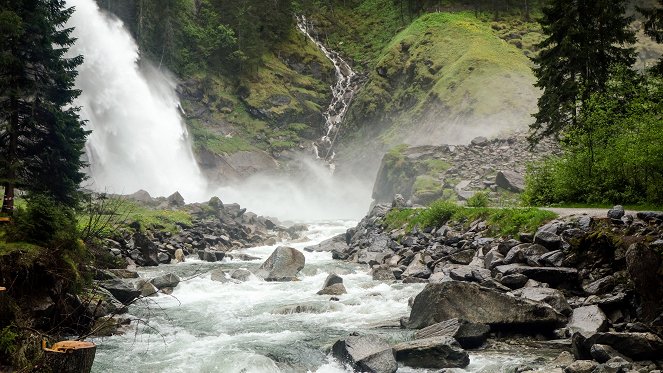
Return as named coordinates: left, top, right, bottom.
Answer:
left=639, top=0, right=663, bottom=74
left=530, top=0, right=636, bottom=143
left=0, top=0, right=88, bottom=214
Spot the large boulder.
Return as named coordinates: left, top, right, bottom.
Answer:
left=402, top=252, right=431, bottom=279
left=495, top=170, right=524, bottom=193
left=567, top=305, right=609, bottom=338
left=304, top=234, right=348, bottom=253
left=414, top=318, right=490, bottom=349
left=493, top=264, right=578, bottom=288
left=150, top=273, right=180, bottom=290
left=407, top=281, right=566, bottom=331
left=331, top=333, right=397, bottom=373
left=393, top=336, right=469, bottom=369
left=133, top=232, right=159, bottom=266
left=255, top=246, right=305, bottom=281
left=626, top=243, right=663, bottom=321
left=99, top=279, right=141, bottom=304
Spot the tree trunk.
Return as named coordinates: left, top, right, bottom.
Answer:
left=43, top=340, right=96, bottom=373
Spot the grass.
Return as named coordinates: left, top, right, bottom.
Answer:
left=343, top=11, right=538, bottom=146
left=384, top=200, right=558, bottom=238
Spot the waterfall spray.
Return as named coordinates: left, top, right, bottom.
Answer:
left=66, top=0, right=207, bottom=202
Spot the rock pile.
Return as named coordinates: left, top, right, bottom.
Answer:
left=372, top=132, right=559, bottom=205
left=327, top=201, right=663, bottom=370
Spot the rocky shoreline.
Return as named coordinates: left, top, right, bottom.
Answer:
left=313, top=200, right=663, bottom=372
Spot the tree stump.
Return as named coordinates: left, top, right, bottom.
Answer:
left=42, top=340, right=96, bottom=373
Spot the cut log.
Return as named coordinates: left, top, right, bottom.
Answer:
left=43, top=340, right=96, bottom=373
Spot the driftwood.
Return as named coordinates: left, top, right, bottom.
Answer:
left=42, top=340, right=96, bottom=373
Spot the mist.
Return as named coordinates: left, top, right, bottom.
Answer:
left=212, top=155, right=373, bottom=222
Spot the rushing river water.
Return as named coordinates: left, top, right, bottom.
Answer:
left=91, top=221, right=563, bottom=373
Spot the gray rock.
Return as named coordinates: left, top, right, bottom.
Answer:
left=393, top=336, right=469, bottom=369
left=230, top=269, right=253, bottom=282
left=157, top=252, right=170, bottom=264
left=331, top=333, right=397, bottom=373
left=449, top=249, right=475, bottom=265
left=593, top=356, right=632, bottom=373
left=471, top=136, right=488, bottom=146
left=533, top=230, right=562, bottom=251
left=82, top=287, right=127, bottom=317
left=590, top=344, right=629, bottom=364
left=210, top=269, right=231, bottom=283
left=539, top=250, right=565, bottom=267
left=167, top=191, right=185, bottom=207
left=107, top=269, right=139, bottom=279
left=495, top=170, right=525, bottom=192
left=99, top=279, right=141, bottom=304
left=584, top=332, right=663, bottom=360
left=317, top=274, right=347, bottom=295
left=392, top=194, right=407, bottom=208
left=564, top=360, right=598, bottom=373
left=372, top=266, right=396, bottom=281
left=150, top=273, right=180, bottom=290
left=500, top=273, right=529, bottom=289
left=407, top=281, right=565, bottom=331
left=568, top=305, right=609, bottom=338
left=513, top=287, right=572, bottom=316
left=493, top=264, right=579, bottom=288
left=583, top=276, right=615, bottom=295
left=414, top=318, right=490, bottom=349
left=402, top=252, right=431, bottom=279
left=255, top=246, right=305, bottom=281
left=607, top=205, right=625, bottom=219
left=304, top=233, right=348, bottom=253
left=135, top=280, right=158, bottom=297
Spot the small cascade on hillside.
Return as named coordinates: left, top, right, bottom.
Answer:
left=65, top=0, right=207, bottom=201
left=296, top=16, right=359, bottom=169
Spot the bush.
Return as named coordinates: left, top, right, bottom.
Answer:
left=7, top=194, right=79, bottom=248
left=466, top=191, right=490, bottom=207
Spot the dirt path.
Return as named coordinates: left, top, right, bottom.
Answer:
left=544, top=207, right=639, bottom=218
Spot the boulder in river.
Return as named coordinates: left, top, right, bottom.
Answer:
left=567, top=305, right=609, bottom=338
left=317, top=273, right=347, bottom=295
left=255, top=246, right=305, bottom=281
left=150, top=273, right=180, bottom=290
left=331, top=333, right=397, bottom=373
left=406, top=281, right=566, bottom=331
left=393, top=336, right=469, bottom=369
left=99, top=279, right=141, bottom=304
left=304, top=234, right=348, bottom=253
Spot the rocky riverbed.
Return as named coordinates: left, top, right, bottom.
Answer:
left=310, top=200, right=663, bottom=372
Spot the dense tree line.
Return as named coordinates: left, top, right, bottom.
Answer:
left=525, top=0, right=663, bottom=205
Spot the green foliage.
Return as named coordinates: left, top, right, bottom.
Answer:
left=530, top=0, right=636, bottom=142
left=385, top=200, right=557, bottom=237
left=524, top=69, right=663, bottom=205
left=466, top=191, right=489, bottom=207
left=7, top=194, right=79, bottom=249
left=0, top=0, right=88, bottom=213
left=638, top=0, right=663, bottom=73
left=123, top=201, right=192, bottom=233
left=0, top=326, right=17, bottom=357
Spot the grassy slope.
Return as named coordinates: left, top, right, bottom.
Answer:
left=343, top=12, right=538, bottom=148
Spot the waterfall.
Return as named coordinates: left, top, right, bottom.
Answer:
left=66, top=0, right=207, bottom=202
left=296, top=16, right=359, bottom=165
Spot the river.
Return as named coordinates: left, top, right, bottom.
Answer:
left=91, top=220, right=563, bottom=373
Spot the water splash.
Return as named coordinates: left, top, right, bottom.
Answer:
left=297, top=16, right=359, bottom=164
left=66, top=0, right=207, bottom=202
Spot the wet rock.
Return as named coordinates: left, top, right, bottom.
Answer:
left=150, top=273, right=180, bottom=290
left=414, top=318, right=490, bottom=349
left=174, top=248, right=185, bottom=263
left=272, top=302, right=332, bottom=315
left=107, top=269, right=139, bottom=279
left=99, top=279, right=141, bottom=304
left=304, top=233, right=348, bottom=253
left=135, top=280, right=158, bottom=297
left=230, top=269, right=253, bottom=282
left=393, top=336, right=469, bottom=369
left=157, top=252, right=170, bottom=264
left=533, top=230, right=562, bottom=251
left=407, top=281, right=565, bottom=331
left=210, top=269, right=231, bottom=283
left=82, top=287, right=127, bottom=317
left=255, top=246, right=305, bottom=281
left=583, top=276, right=615, bottom=295
left=568, top=305, right=609, bottom=338
left=317, top=273, right=347, bottom=295
left=331, top=333, right=397, bottom=373
left=590, top=344, right=630, bottom=364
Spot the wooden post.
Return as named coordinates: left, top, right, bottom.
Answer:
left=42, top=340, right=97, bottom=373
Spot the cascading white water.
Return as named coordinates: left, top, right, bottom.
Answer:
left=296, top=16, right=358, bottom=164
left=66, top=0, right=207, bottom=202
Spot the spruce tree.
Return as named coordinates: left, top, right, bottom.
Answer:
left=0, top=0, right=88, bottom=214
left=639, top=0, right=663, bottom=74
left=530, top=0, right=636, bottom=143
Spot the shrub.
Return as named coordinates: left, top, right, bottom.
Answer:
left=467, top=191, right=490, bottom=207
